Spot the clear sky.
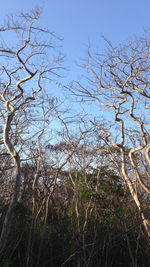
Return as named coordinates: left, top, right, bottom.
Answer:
left=1, top=0, right=150, bottom=116
left=1, top=0, right=150, bottom=77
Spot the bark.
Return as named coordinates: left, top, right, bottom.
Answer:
left=0, top=113, right=21, bottom=260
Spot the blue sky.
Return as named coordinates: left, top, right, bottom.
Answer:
left=1, top=0, right=150, bottom=117
left=1, top=0, right=150, bottom=76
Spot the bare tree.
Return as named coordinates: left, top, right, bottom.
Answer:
left=70, top=33, right=150, bottom=237
left=0, top=8, right=64, bottom=258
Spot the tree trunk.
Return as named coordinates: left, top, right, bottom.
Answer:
left=0, top=113, right=21, bottom=260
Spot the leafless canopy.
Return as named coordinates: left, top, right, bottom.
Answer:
left=0, top=8, right=64, bottom=258
left=70, top=33, right=150, bottom=237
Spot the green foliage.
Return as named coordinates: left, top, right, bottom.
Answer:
left=0, top=189, right=149, bottom=267
left=78, top=181, right=91, bottom=201
left=0, top=167, right=149, bottom=266
left=108, top=214, right=117, bottom=224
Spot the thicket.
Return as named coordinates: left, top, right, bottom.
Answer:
left=0, top=163, right=150, bottom=266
